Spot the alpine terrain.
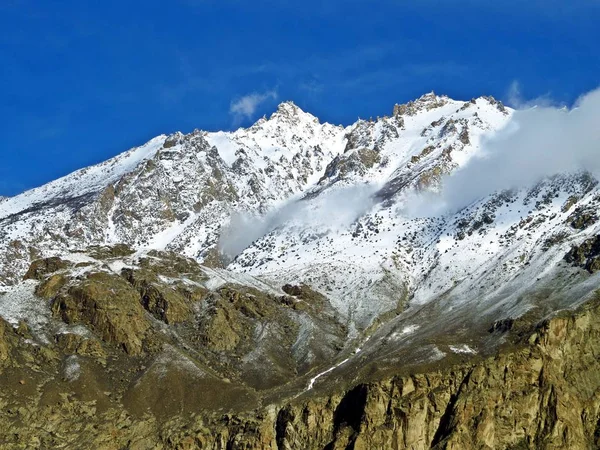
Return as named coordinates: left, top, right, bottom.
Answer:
left=1, top=92, right=600, bottom=449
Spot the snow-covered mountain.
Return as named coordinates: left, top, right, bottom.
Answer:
left=1, top=91, right=599, bottom=335
left=0, top=101, right=345, bottom=285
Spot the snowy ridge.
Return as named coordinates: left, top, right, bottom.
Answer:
left=229, top=94, right=515, bottom=324
left=0, top=103, right=347, bottom=287
left=0, top=135, right=167, bottom=220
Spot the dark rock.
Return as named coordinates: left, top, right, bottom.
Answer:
left=23, top=257, right=71, bottom=281
left=564, top=235, right=600, bottom=273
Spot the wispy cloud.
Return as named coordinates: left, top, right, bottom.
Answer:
left=506, top=80, right=522, bottom=107
left=506, top=80, right=557, bottom=109
left=229, top=89, right=278, bottom=125
left=219, top=183, right=378, bottom=259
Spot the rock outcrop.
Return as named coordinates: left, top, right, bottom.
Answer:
left=51, top=271, right=151, bottom=355
left=565, top=235, right=600, bottom=273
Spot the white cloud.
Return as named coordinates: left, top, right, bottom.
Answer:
left=506, top=80, right=523, bottom=108
left=505, top=80, right=556, bottom=109
left=229, top=89, right=278, bottom=124
left=411, top=86, right=600, bottom=216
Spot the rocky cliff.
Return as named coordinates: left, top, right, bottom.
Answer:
left=273, top=295, right=600, bottom=450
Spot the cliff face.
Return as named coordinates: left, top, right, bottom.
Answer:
left=2, top=289, right=600, bottom=449
left=273, top=296, right=600, bottom=450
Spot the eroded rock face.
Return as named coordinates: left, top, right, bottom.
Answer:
left=23, top=257, right=71, bottom=281
left=122, top=267, right=199, bottom=325
left=51, top=272, right=151, bottom=355
left=55, top=332, right=107, bottom=362
left=271, top=298, right=600, bottom=450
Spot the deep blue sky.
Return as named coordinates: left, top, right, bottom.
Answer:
left=1, top=0, right=599, bottom=196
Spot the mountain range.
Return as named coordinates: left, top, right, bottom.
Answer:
left=1, top=92, right=600, bottom=449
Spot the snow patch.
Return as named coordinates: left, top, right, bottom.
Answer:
left=63, top=355, right=81, bottom=382
left=0, top=281, right=52, bottom=341
left=449, top=344, right=477, bottom=355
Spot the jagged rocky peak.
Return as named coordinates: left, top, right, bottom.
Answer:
left=480, top=95, right=509, bottom=113
left=393, top=91, right=450, bottom=116
left=162, top=131, right=185, bottom=148
left=269, top=100, right=319, bottom=124
left=415, top=90, right=448, bottom=104
left=273, top=100, right=301, bottom=116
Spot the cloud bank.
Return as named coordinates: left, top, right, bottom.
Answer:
left=410, top=86, right=600, bottom=216
left=229, top=89, right=278, bottom=125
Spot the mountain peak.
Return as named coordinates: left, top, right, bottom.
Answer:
left=268, top=101, right=318, bottom=124
left=277, top=100, right=299, bottom=111
left=393, top=92, right=450, bottom=117
left=416, top=91, right=443, bottom=102
left=479, top=95, right=509, bottom=113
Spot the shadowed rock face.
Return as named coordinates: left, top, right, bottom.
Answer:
left=565, top=235, right=600, bottom=273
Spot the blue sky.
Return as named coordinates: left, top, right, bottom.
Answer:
left=1, top=0, right=599, bottom=196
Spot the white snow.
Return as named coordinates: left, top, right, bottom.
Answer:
left=306, top=356, right=351, bottom=390
left=63, top=355, right=81, bottom=382
left=389, top=325, right=420, bottom=340
left=305, top=336, right=372, bottom=391
left=143, top=212, right=198, bottom=251
left=0, top=281, right=52, bottom=340
left=449, top=344, right=477, bottom=355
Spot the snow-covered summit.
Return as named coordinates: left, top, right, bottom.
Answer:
left=0, top=94, right=510, bottom=288
left=205, top=100, right=344, bottom=171
left=270, top=100, right=318, bottom=123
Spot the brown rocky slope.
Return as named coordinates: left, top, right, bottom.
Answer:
left=1, top=252, right=600, bottom=449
